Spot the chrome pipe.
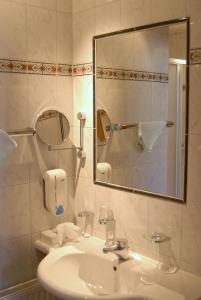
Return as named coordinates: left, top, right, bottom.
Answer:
left=7, top=128, right=36, bottom=137
left=107, top=121, right=174, bottom=132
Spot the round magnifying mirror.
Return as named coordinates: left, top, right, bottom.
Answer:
left=35, top=110, right=70, bottom=146
left=97, top=109, right=111, bottom=145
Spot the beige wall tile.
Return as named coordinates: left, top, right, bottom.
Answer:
left=181, top=200, right=201, bottom=275
left=133, top=31, right=154, bottom=72
left=148, top=198, right=182, bottom=263
left=73, top=8, right=95, bottom=64
left=121, top=0, right=152, bottom=29
left=0, top=235, right=33, bottom=289
left=112, top=33, right=135, bottom=69
left=73, top=76, right=93, bottom=128
left=27, top=74, right=56, bottom=124
left=189, top=65, right=201, bottom=135
left=187, top=0, right=201, bottom=48
left=0, top=0, right=27, bottom=60
left=57, top=12, right=72, bottom=64
left=96, top=0, right=118, bottom=7
left=0, top=184, right=30, bottom=240
left=96, top=36, right=114, bottom=68
left=0, top=73, right=28, bottom=132
left=27, top=0, right=57, bottom=10
left=57, top=0, right=72, bottom=12
left=152, top=82, right=168, bottom=120
left=27, top=6, right=57, bottom=62
left=8, top=0, right=27, bottom=3
left=0, top=136, right=30, bottom=187
left=186, top=134, right=201, bottom=203
left=151, top=0, right=187, bottom=23
left=58, top=148, right=76, bottom=177
left=72, top=0, right=94, bottom=13
left=95, top=0, right=121, bottom=35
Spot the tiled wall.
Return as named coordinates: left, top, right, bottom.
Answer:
left=72, top=0, right=201, bottom=277
left=1, top=0, right=201, bottom=295
left=0, top=0, right=74, bottom=290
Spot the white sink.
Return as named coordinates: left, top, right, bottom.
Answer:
left=37, top=237, right=185, bottom=300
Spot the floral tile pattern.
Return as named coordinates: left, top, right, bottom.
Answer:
left=0, top=48, right=200, bottom=78
left=57, top=64, right=72, bottom=76
left=96, top=66, right=169, bottom=83
left=0, top=60, right=92, bottom=77
left=27, top=62, right=43, bottom=74
left=0, top=60, right=11, bottom=72
left=190, top=49, right=201, bottom=65
left=0, top=59, right=72, bottom=76
left=72, top=63, right=93, bottom=76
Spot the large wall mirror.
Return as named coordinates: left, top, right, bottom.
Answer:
left=93, top=18, right=190, bottom=202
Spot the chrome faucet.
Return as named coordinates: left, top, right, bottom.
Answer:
left=103, top=238, right=129, bottom=262
left=99, top=206, right=129, bottom=262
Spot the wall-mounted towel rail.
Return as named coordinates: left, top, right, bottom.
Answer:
left=7, top=128, right=36, bottom=137
left=106, top=121, right=174, bottom=132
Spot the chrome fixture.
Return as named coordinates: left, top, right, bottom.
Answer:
left=144, top=232, right=169, bottom=243
left=99, top=206, right=129, bottom=261
left=77, top=112, right=86, bottom=159
left=78, top=210, right=94, bottom=238
left=106, top=121, right=174, bottom=132
left=7, top=128, right=36, bottom=137
left=46, top=111, right=87, bottom=154
left=103, top=238, right=129, bottom=262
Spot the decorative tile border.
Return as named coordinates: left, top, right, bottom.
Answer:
left=96, top=67, right=168, bottom=83
left=190, top=48, right=201, bottom=65
left=0, top=59, right=93, bottom=77
left=0, top=59, right=72, bottom=76
left=57, top=64, right=72, bottom=76
left=73, top=63, right=93, bottom=76
left=0, top=48, right=200, bottom=78
left=27, top=62, right=43, bottom=74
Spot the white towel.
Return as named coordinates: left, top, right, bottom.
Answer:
left=55, top=222, right=81, bottom=246
left=138, top=121, right=166, bottom=152
left=0, top=129, right=17, bottom=162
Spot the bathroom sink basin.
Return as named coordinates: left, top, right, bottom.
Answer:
left=37, top=237, right=185, bottom=300
left=38, top=244, right=154, bottom=300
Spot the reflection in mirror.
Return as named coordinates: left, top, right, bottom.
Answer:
left=97, top=109, right=112, bottom=145
left=94, top=19, right=189, bottom=201
left=36, top=110, right=70, bottom=146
